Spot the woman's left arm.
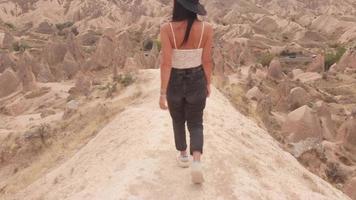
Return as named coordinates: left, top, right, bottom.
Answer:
left=202, top=24, right=214, bottom=97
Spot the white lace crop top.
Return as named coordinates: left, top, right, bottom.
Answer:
left=169, top=22, right=205, bottom=69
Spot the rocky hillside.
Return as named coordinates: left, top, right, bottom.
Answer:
left=0, top=0, right=356, bottom=199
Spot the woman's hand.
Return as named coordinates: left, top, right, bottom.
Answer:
left=206, top=84, right=211, bottom=98
left=159, top=95, right=168, bottom=110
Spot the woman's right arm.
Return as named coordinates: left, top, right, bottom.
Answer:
left=159, top=23, right=173, bottom=109
left=160, top=23, right=173, bottom=96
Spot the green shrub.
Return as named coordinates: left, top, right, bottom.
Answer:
left=154, top=39, right=161, bottom=52
left=325, top=47, right=346, bottom=70
left=257, top=52, right=274, bottom=67
left=114, top=74, right=135, bottom=87
left=335, top=47, right=346, bottom=60
left=121, top=75, right=134, bottom=87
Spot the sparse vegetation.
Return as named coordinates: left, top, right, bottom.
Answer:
left=280, top=50, right=299, bottom=57
left=304, top=61, right=311, bottom=65
left=104, top=73, right=136, bottom=97
left=71, top=27, right=79, bottom=36
left=325, top=162, right=347, bottom=184
left=325, top=47, right=346, bottom=70
left=55, top=21, right=74, bottom=31
left=240, top=59, right=246, bottom=65
left=328, top=42, right=341, bottom=49
left=257, top=52, right=274, bottom=67
left=12, top=41, right=31, bottom=52
left=24, top=123, right=51, bottom=145
left=4, top=22, right=15, bottom=30
left=82, top=46, right=96, bottom=54
left=114, top=73, right=135, bottom=87
left=105, top=82, right=118, bottom=98
left=154, top=39, right=161, bottom=52
left=121, top=74, right=135, bottom=87
left=93, top=31, right=103, bottom=36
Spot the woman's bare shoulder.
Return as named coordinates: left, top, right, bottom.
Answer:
left=203, top=22, right=213, bottom=35
left=204, top=22, right=213, bottom=29
left=203, top=21, right=212, bottom=27
left=160, top=22, right=171, bottom=32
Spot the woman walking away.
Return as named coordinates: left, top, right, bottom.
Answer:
left=159, top=0, right=214, bottom=184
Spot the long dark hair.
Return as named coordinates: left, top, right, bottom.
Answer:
left=172, top=0, right=197, bottom=47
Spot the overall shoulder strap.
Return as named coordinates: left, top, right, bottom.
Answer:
left=169, top=22, right=178, bottom=49
left=198, top=22, right=205, bottom=49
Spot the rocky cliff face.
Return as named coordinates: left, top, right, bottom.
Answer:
left=1, top=0, right=356, bottom=80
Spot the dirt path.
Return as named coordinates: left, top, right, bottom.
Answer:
left=7, top=69, right=350, bottom=200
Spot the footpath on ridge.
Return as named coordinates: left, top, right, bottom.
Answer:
left=8, top=69, right=350, bottom=200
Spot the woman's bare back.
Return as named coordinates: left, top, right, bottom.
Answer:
left=167, top=20, right=210, bottom=49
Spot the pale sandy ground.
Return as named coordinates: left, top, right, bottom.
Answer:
left=5, top=69, right=350, bottom=200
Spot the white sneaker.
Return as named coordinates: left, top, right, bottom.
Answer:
left=191, top=161, right=204, bottom=184
left=176, top=154, right=190, bottom=168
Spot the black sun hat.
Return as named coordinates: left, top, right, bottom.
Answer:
left=177, top=0, right=207, bottom=16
